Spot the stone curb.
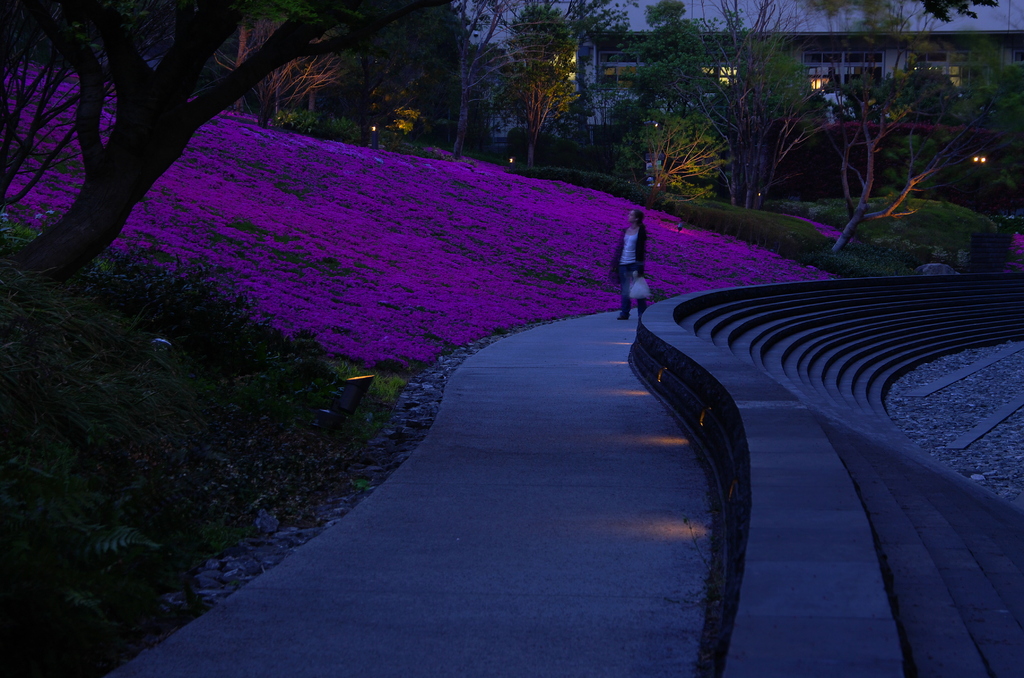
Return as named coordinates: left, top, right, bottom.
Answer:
left=634, top=295, right=903, bottom=678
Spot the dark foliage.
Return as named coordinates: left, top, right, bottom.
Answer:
left=510, top=165, right=648, bottom=205
left=1, top=443, right=163, bottom=678
left=74, top=251, right=323, bottom=378
left=505, top=128, right=620, bottom=173
left=3, top=251, right=396, bottom=677
left=773, top=123, right=1010, bottom=207
left=273, top=110, right=359, bottom=143
left=798, top=243, right=919, bottom=278
left=658, top=200, right=828, bottom=260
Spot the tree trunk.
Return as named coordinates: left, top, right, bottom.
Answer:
left=832, top=201, right=869, bottom=252
left=453, top=85, right=471, bottom=159
left=233, top=26, right=250, bottom=113
left=12, top=158, right=148, bottom=280
left=11, top=119, right=193, bottom=281
left=258, top=95, right=272, bottom=127
left=645, top=180, right=664, bottom=209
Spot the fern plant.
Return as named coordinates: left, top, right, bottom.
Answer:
left=0, top=444, right=162, bottom=678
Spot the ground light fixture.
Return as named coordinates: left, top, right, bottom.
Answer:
left=371, top=126, right=379, bottom=150
left=313, top=375, right=375, bottom=428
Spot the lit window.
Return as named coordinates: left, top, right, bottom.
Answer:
left=913, top=51, right=971, bottom=86
left=702, top=65, right=736, bottom=84
left=804, top=51, right=883, bottom=88
left=597, top=52, right=638, bottom=87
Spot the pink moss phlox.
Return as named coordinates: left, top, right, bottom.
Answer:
left=1008, top=234, right=1024, bottom=273
left=13, top=114, right=831, bottom=366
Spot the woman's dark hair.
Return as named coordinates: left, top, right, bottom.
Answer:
left=632, top=211, right=648, bottom=259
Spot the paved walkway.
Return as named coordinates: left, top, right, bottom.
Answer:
left=110, top=312, right=712, bottom=678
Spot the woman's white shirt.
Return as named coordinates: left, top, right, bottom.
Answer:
left=620, top=231, right=638, bottom=264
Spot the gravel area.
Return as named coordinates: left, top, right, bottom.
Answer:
left=885, top=341, right=1024, bottom=501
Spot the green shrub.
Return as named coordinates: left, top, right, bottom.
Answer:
left=74, top=251, right=402, bottom=422
left=0, top=265, right=201, bottom=677
left=798, top=243, right=919, bottom=277
left=0, top=263, right=198, bottom=448
left=990, top=214, right=1024, bottom=234
left=763, top=198, right=851, bottom=228
left=765, top=197, right=994, bottom=266
left=0, top=219, right=38, bottom=257
left=273, top=109, right=359, bottom=144
left=74, top=251, right=312, bottom=378
left=659, top=199, right=829, bottom=259
left=1, top=442, right=164, bottom=678
left=390, top=144, right=459, bottom=162
left=510, top=166, right=649, bottom=205
left=2, top=256, right=406, bottom=677
left=849, top=200, right=994, bottom=264
left=506, top=173, right=832, bottom=261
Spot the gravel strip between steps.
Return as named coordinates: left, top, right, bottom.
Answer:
left=885, top=340, right=1024, bottom=502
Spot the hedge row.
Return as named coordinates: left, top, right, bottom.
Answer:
left=510, top=166, right=649, bottom=205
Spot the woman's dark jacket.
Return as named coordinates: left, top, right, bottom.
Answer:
left=609, top=225, right=647, bottom=281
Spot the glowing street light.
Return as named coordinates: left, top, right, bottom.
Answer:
left=972, top=156, right=988, bottom=211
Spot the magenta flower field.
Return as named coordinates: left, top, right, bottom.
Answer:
left=1011, top=235, right=1024, bottom=273
left=14, top=114, right=830, bottom=366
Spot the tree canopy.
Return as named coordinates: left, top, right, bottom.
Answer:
left=9, top=0, right=452, bottom=280
left=496, top=3, right=578, bottom=167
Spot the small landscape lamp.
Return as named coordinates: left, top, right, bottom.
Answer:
left=332, top=375, right=375, bottom=414
left=508, top=156, right=515, bottom=169
left=371, top=126, right=379, bottom=150
left=313, top=375, right=375, bottom=429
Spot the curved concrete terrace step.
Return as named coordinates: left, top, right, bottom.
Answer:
left=633, top=273, right=1024, bottom=678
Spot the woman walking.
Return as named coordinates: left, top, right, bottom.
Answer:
left=611, top=209, right=648, bottom=320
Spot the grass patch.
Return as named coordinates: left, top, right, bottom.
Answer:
left=224, top=219, right=268, bottom=235
left=273, top=180, right=310, bottom=197
left=210, top=233, right=246, bottom=247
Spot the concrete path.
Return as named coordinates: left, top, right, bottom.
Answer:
left=110, top=312, right=712, bottom=678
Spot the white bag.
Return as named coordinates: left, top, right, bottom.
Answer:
left=629, top=275, right=651, bottom=299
